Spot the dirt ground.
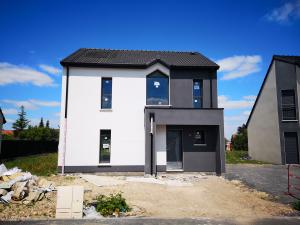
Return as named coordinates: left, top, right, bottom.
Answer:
left=0, top=173, right=297, bottom=220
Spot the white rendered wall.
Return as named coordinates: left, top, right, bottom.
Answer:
left=155, top=125, right=167, bottom=165
left=58, top=63, right=169, bottom=166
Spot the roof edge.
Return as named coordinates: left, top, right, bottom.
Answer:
left=0, top=108, right=6, bottom=124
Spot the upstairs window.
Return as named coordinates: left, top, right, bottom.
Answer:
left=101, top=78, right=112, bottom=109
left=193, top=80, right=203, bottom=108
left=146, top=71, right=169, bottom=105
left=282, top=90, right=297, bottom=121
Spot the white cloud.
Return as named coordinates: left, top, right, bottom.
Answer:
left=217, top=55, right=262, bottom=80
left=39, top=64, right=61, bottom=75
left=218, top=95, right=255, bottom=109
left=0, top=62, right=55, bottom=86
left=2, top=99, right=60, bottom=110
left=243, top=110, right=251, bottom=116
left=2, top=108, right=18, bottom=115
left=243, top=95, right=257, bottom=101
left=265, top=0, right=300, bottom=24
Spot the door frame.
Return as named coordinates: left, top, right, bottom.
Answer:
left=166, top=128, right=184, bottom=171
left=284, top=132, right=300, bottom=164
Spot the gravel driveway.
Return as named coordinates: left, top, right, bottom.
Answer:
left=225, top=164, right=295, bottom=204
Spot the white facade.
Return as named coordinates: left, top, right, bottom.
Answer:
left=58, top=63, right=169, bottom=167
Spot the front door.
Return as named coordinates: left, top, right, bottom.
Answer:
left=284, top=132, right=299, bottom=164
left=167, top=130, right=183, bottom=171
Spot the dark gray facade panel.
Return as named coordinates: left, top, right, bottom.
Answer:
left=169, top=68, right=217, bottom=108
left=203, top=79, right=211, bottom=108
left=183, top=152, right=216, bottom=172
left=170, top=78, right=193, bottom=108
left=275, top=60, right=300, bottom=164
left=57, top=165, right=166, bottom=173
left=211, top=79, right=218, bottom=108
left=145, top=108, right=224, bottom=125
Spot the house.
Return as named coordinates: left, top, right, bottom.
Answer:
left=247, top=55, right=300, bottom=164
left=58, top=48, right=225, bottom=175
left=0, top=108, right=6, bottom=154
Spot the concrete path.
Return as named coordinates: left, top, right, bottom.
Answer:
left=225, top=164, right=295, bottom=204
left=1, top=217, right=300, bottom=225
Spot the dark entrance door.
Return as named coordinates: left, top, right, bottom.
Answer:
left=284, top=132, right=299, bottom=164
left=167, top=130, right=183, bottom=170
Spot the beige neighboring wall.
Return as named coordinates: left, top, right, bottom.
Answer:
left=248, top=62, right=281, bottom=164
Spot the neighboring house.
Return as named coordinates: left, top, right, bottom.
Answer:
left=58, top=48, right=225, bottom=175
left=247, top=55, right=300, bottom=164
left=0, top=108, right=7, bottom=154
left=226, top=141, right=232, bottom=151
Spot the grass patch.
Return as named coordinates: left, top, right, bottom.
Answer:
left=96, top=192, right=131, bottom=217
left=2, top=153, right=58, bottom=176
left=226, top=151, right=267, bottom=164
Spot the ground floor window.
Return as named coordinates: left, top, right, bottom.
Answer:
left=194, top=130, right=206, bottom=146
left=100, top=130, right=111, bottom=163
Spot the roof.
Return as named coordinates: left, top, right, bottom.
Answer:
left=0, top=108, right=6, bottom=124
left=60, top=48, right=219, bottom=69
left=273, top=55, right=300, bottom=66
left=2, top=130, right=13, bottom=135
left=246, top=55, right=300, bottom=127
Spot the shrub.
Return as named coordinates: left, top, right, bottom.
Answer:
left=292, top=200, right=300, bottom=211
left=95, top=192, right=131, bottom=216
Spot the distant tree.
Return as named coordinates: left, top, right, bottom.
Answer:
left=46, top=120, right=50, bottom=128
left=231, top=124, right=248, bottom=151
left=39, top=118, right=44, bottom=128
left=12, top=106, right=30, bottom=137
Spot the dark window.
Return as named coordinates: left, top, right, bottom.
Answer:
left=101, top=78, right=112, bottom=109
left=193, top=80, right=203, bottom=108
left=194, top=130, right=206, bottom=146
left=146, top=71, right=169, bottom=105
left=282, top=90, right=296, bottom=121
left=100, top=130, right=111, bottom=163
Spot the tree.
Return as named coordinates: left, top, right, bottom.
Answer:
left=231, top=124, right=248, bottom=151
left=39, top=117, right=44, bottom=128
left=46, top=120, right=50, bottom=128
left=12, top=106, right=30, bottom=137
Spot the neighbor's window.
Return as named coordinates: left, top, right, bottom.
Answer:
left=146, top=71, right=169, bottom=105
left=194, top=130, right=206, bottom=146
left=193, top=80, right=203, bottom=108
left=100, top=130, right=111, bottom=163
left=101, top=78, right=112, bottom=109
left=281, top=90, right=296, bottom=121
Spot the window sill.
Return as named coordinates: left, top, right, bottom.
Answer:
left=145, top=105, right=172, bottom=107
left=282, top=120, right=298, bottom=122
left=194, top=144, right=207, bottom=147
left=98, top=163, right=111, bottom=166
left=100, top=109, right=112, bottom=112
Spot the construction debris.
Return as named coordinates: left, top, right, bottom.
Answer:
left=80, top=174, right=126, bottom=187
left=0, top=164, right=55, bottom=205
left=126, top=176, right=193, bottom=187
left=83, top=205, right=103, bottom=219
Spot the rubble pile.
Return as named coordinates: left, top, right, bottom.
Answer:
left=0, top=164, right=55, bottom=205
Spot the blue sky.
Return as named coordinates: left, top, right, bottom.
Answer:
left=0, top=0, right=300, bottom=138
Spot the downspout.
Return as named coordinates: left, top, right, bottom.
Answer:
left=62, top=66, right=69, bottom=175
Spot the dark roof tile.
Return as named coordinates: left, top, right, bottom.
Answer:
left=61, top=48, right=219, bottom=69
